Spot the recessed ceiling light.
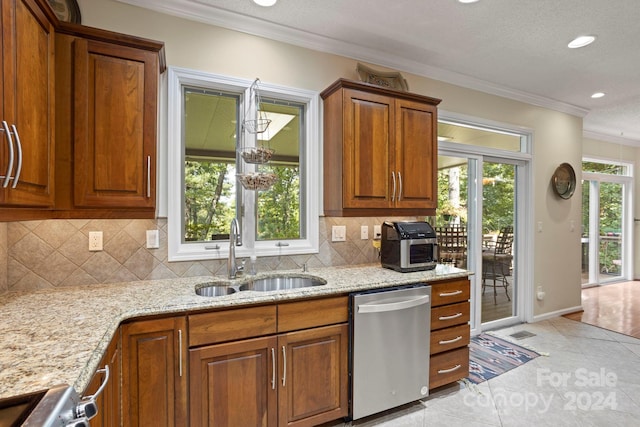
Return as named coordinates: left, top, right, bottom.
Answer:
left=568, top=35, right=596, bottom=48
left=459, top=0, right=480, bottom=3
left=253, top=0, right=277, bottom=6
left=591, top=92, right=605, bottom=99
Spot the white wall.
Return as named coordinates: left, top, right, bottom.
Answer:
left=77, top=0, right=585, bottom=318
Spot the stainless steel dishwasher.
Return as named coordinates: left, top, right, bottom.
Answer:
left=350, top=285, right=431, bottom=420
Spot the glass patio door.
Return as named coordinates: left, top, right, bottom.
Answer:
left=437, top=151, right=525, bottom=331
left=582, top=161, right=632, bottom=286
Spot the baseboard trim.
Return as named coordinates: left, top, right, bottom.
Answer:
left=532, top=305, right=584, bottom=322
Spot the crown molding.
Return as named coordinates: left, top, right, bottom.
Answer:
left=119, top=0, right=589, bottom=118
left=583, top=129, right=640, bottom=147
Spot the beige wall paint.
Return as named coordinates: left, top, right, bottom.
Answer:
left=3, top=0, right=585, bottom=317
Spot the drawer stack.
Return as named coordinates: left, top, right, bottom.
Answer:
left=429, top=278, right=471, bottom=389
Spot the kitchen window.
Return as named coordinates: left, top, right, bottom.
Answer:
left=167, top=68, right=320, bottom=261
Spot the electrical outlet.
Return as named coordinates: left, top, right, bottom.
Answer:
left=146, top=230, right=160, bottom=249
left=89, top=231, right=103, bottom=251
left=373, top=225, right=382, bottom=239
left=360, top=225, right=369, bottom=240
left=331, top=225, right=346, bottom=242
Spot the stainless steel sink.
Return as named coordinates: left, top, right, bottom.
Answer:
left=241, top=275, right=326, bottom=291
left=195, top=283, right=237, bottom=296
left=195, top=275, right=326, bottom=296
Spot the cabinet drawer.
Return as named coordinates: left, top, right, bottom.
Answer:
left=430, top=279, right=470, bottom=307
left=189, top=305, right=277, bottom=347
left=429, top=347, right=469, bottom=390
left=430, top=324, right=470, bottom=355
left=278, top=296, right=348, bottom=333
left=431, top=302, right=470, bottom=330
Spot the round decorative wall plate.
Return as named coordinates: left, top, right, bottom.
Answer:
left=552, top=162, right=576, bottom=199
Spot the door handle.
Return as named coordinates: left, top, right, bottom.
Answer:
left=397, top=171, right=402, bottom=201
left=146, top=156, right=151, bottom=198
left=271, top=348, right=276, bottom=390
left=358, top=294, right=430, bottom=313
left=391, top=171, right=396, bottom=202
left=281, top=345, right=287, bottom=387
left=1, top=121, right=14, bottom=188
left=10, top=124, right=22, bottom=188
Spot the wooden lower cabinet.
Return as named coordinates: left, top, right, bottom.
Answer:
left=121, top=316, right=188, bottom=427
left=429, top=278, right=471, bottom=390
left=83, top=329, right=121, bottom=427
left=189, top=323, right=348, bottom=427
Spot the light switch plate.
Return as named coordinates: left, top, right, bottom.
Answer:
left=332, top=225, right=346, bottom=242
left=146, top=230, right=160, bottom=249
left=373, top=225, right=382, bottom=239
left=360, top=225, right=369, bottom=240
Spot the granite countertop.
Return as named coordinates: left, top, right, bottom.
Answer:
left=0, top=263, right=469, bottom=399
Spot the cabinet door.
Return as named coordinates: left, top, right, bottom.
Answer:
left=342, top=89, right=393, bottom=209
left=83, top=329, right=121, bottom=427
left=394, top=98, right=437, bottom=209
left=73, top=38, right=157, bottom=209
left=122, top=316, right=187, bottom=427
left=0, top=0, right=54, bottom=207
left=189, top=336, right=278, bottom=427
left=278, top=324, right=348, bottom=427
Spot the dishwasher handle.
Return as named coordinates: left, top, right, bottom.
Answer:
left=358, top=294, right=430, bottom=314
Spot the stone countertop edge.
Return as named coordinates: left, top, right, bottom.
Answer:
left=0, top=263, right=471, bottom=399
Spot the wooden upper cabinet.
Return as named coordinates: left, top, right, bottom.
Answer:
left=73, top=38, right=157, bottom=209
left=321, top=79, right=440, bottom=216
left=0, top=0, right=55, bottom=208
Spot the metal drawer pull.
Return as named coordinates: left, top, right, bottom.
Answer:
left=281, top=346, right=287, bottom=387
left=397, top=171, right=402, bottom=201
left=439, top=290, right=463, bottom=297
left=391, top=171, right=396, bottom=202
left=271, top=348, right=276, bottom=390
left=10, top=125, right=22, bottom=188
left=438, top=364, right=462, bottom=374
left=438, top=312, right=463, bottom=321
left=439, top=335, right=463, bottom=345
left=1, top=121, right=14, bottom=188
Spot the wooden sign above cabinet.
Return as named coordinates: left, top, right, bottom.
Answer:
left=320, top=79, right=441, bottom=217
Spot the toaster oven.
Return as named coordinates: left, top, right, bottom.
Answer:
left=381, top=221, right=438, bottom=272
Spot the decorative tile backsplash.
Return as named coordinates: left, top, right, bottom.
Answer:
left=0, top=217, right=415, bottom=293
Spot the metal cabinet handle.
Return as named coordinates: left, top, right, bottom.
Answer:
left=281, top=345, right=286, bottom=387
left=438, top=364, right=462, bottom=374
left=271, top=348, right=276, bottom=390
left=178, top=329, right=183, bottom=377
left=439, top=290, right=463, bottom=297
left=10, top=125, right=21, bottom=188
left=391, top=171, right=396, bottom=202
left=146, top=156, right=151, bottom=198
left=84, top=365, right=110, bottom=401
left=438, top=312, right=463, bottom=321
left=397, top=171, right=402, bottom=201
left=438, top=335, right=463, bottom=345
left=1, top=121, right=14, bottom=188
left=77, top=365, right=110, bottom=420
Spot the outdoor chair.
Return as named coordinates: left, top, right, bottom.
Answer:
left=482, top=226, right=514, bottom=304
left=435, top=225, right=467, bottom=268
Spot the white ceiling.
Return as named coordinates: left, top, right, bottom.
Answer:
left=119, top=0, right=640, bottom=145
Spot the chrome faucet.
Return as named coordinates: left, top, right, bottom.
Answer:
left=228, top=218, right=244, bottom=279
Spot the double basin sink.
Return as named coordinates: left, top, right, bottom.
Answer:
left=195, top=274, right=327, bottom=297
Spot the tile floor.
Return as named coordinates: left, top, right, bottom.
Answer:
left=325, top=317, right=640, bottom=426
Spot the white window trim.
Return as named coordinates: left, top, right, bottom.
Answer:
left=167, top=67, right=319, bottom=262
